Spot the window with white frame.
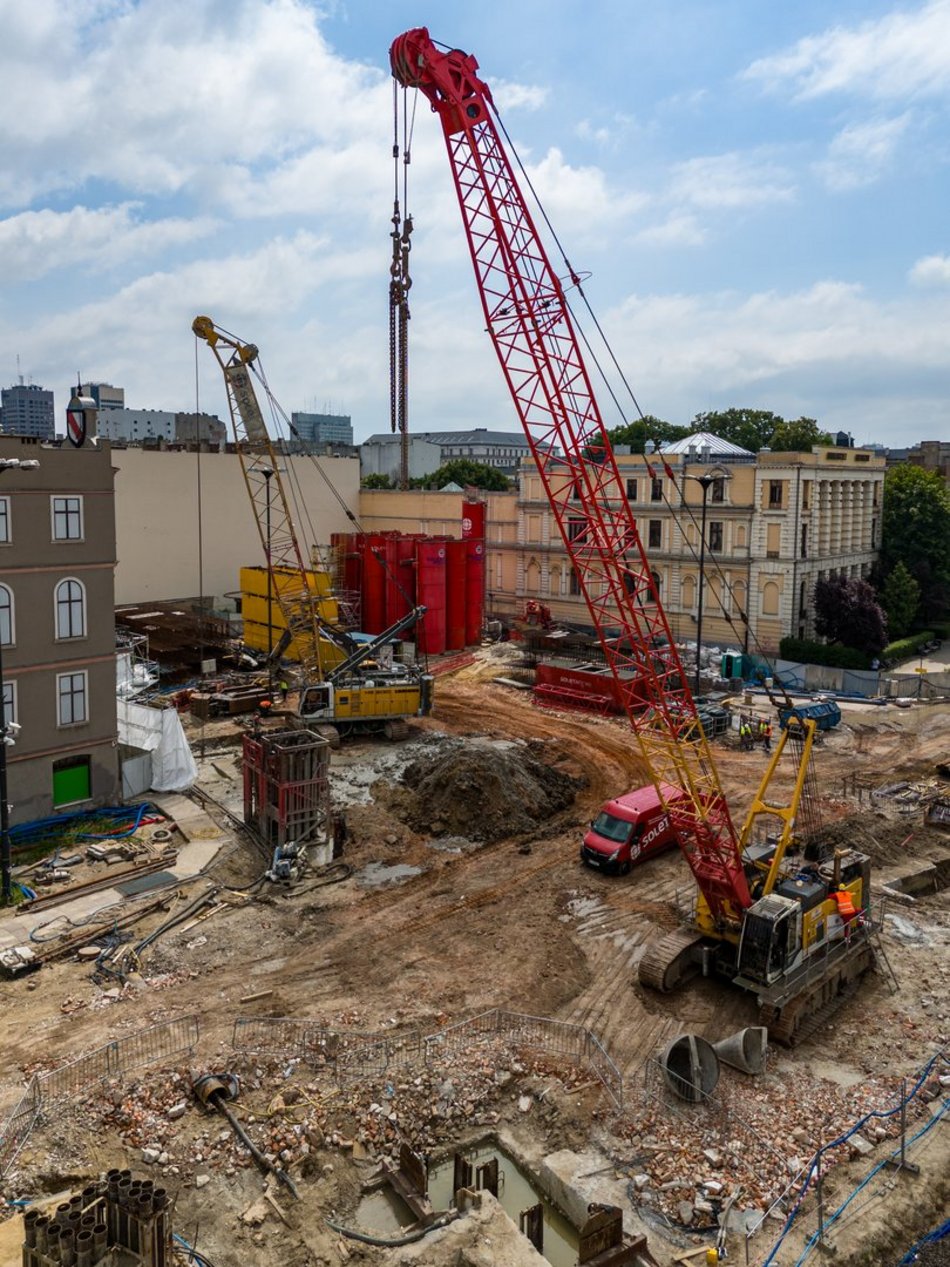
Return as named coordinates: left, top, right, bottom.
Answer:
left=0, top=496, right=9, bottom=543
left=52, top=496, right=83, bottom=541
left=55, top=578, right=86, bottom=639
left=0, top=584, right=13, bottom=645
left=1, top=680, right=15, bottom=728
left=57, top=671, right=88, bottom=725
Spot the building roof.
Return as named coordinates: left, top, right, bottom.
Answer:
left=661, top=431, right=754, bottom=458
left=363, top=429, right=531, bottom=448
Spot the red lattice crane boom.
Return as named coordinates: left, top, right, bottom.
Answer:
left=390, top=28, right=751, bottom=924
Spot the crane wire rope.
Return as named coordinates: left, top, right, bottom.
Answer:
left=193, top=319, right=421, bottom=642
left=488, top=95, right=797, bottom=707
left=193, top=335, right=208, bottom=759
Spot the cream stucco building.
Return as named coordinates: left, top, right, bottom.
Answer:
left=502, top=438, right=885, bottom=653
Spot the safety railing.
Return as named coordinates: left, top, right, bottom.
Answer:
left=0, top=1015, right=200, bottom=1181
left=235, top=1008, right=623, bottom=1111
left=0, top=1085, right=41, bottom=1181
left=35, top=1015, right=200, bottom=1106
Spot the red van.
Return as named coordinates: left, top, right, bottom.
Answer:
left=580, top=782, right=684, bottom=874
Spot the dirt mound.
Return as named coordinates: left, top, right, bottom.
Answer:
left=399, top=738, right=584, bottom=841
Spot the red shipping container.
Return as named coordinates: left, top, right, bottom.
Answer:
left=464, top=539, right=485, bottom=645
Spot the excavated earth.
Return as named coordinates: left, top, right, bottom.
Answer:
left=0, top=644, right=947, bottom=1267
left=396, top=736, right=584, bottom=841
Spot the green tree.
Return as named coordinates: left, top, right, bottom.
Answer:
left=768, top=417, right=834, bottom=451
left=691, top=408, right=780, bottom=453
left=361, top=472, right=393, bottom=489
left=604, top=414, right=691, bottom=454
left=420, top=459, right=510, bottom=491
left=880, top=465, right=950, bottom=620
left=879, top=561, right=920, bottom=640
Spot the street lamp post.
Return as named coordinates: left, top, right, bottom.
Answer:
left=261, top=468, right=275, bottom=696
left=692, top=472, right=715, bottom=699
left=0, top=456, right=41, bottom=904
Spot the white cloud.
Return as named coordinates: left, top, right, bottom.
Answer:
left=670, top=152, right=796, bottom=209
left=815, top=112, right=912, bottom=190
left=493, top=80, right=548, bottom=111
left=603, top=278, right=949, bottom=436
left=910, top=253, right=950, bottom=285
left=0, top=0, right=385, bottom=209
left=743, top=0, right=950, bottom=101
left=0, top=205, right=216, bottom=281
left=633, top=214, right=706, bottom=248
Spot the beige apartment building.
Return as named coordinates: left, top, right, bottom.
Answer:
left=504, top=437, right=885, bottom=653
left=0, top=436, right=120, bottom=823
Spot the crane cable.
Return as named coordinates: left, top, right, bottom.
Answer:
left=194, top=323, right=422, bottom=648
left=390, top=80, right=415, bottom=489
left=491, top=96, right=796, bottom=707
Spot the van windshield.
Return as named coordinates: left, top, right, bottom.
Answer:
left=591, top=812, right=632, bottom=844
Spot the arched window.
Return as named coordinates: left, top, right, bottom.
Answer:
left=733, top=581, right=747, bottom=617
left=0, top=584, right=13, bottom=645
left=682, top=575, right=696, bottom=608
left=56, top=578, right=86, bottom=639
left=762, top=581, right=780, bottom=617
left=525, top=558, right=541, bottom=595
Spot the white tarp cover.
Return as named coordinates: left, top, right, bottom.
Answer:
left=116, top=700, right=197, bottom=792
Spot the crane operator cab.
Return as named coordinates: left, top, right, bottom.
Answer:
left=736, top=849, right=870, bottom=988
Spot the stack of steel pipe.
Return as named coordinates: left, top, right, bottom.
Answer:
left=21, top=1171, right=170, bottom=1266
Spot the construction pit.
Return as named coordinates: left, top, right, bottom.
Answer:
left=0, top=644, right=948, bottom=1267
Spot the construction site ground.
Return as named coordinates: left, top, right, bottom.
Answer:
left=1, top=642, right=948, bottom=1267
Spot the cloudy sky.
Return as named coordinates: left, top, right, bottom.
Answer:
left=2, top=0, right=948, bottom=447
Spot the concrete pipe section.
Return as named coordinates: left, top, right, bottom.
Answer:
left=659, top=1034, right=720, bottom=1103
left=713, top=1026, right=769, bottom=1075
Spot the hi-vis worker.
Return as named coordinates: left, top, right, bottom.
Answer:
left=739, top=721, right=753, bottom=751
left=760, top=719, right=773, bottom=753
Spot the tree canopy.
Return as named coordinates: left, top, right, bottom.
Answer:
left=418, top=458, right=511, bottom=491
left=880, top=465, right=950, bottom=620
left=767, top=416, right=835, bottom=451
left=604, top=415, right=691, bottom=454
left=813, top=576, right=888, bottom=657
left=879, top=560, right=920, bottom=641
left=361, top=472, right=393, bottom=489
left=689, top=408, right=834, bottom=453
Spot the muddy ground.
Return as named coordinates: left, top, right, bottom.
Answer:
left=0, top=644, right=948, bottom=1267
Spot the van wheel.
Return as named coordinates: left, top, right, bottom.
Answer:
left=619, top=861, right=631, bottom=877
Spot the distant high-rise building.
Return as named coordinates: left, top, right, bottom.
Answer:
left=291, top=411, right=353, bottom=446
left=80, top=382, right=125, bottom=411
left=96, top=408, right=176, bottom=443
left=175, top=411, right=227, bottom=445
left=0, top=383, right=55, bottom=439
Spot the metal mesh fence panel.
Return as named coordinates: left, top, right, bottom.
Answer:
left=35, top=1015, right=200, bottom=1106
left=337, top=1031, right=427, bottom=1084
left=0, top=1083, right=41, bottom=1180
left=232, top=1016, right=340, bottom=1062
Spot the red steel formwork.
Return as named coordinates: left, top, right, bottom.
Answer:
left=444, top=538, right=468, bottom=651
left=385, top=533, right=419, bottom=627
left=464, top=538, right=485, bottom=645
left=462, top=499, right=485, bottom=540
left=415, top=538, right=447, bottom=655
left=242, top=728, right=330, bottom=852
left=361, top=534, right=387, bottom=634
